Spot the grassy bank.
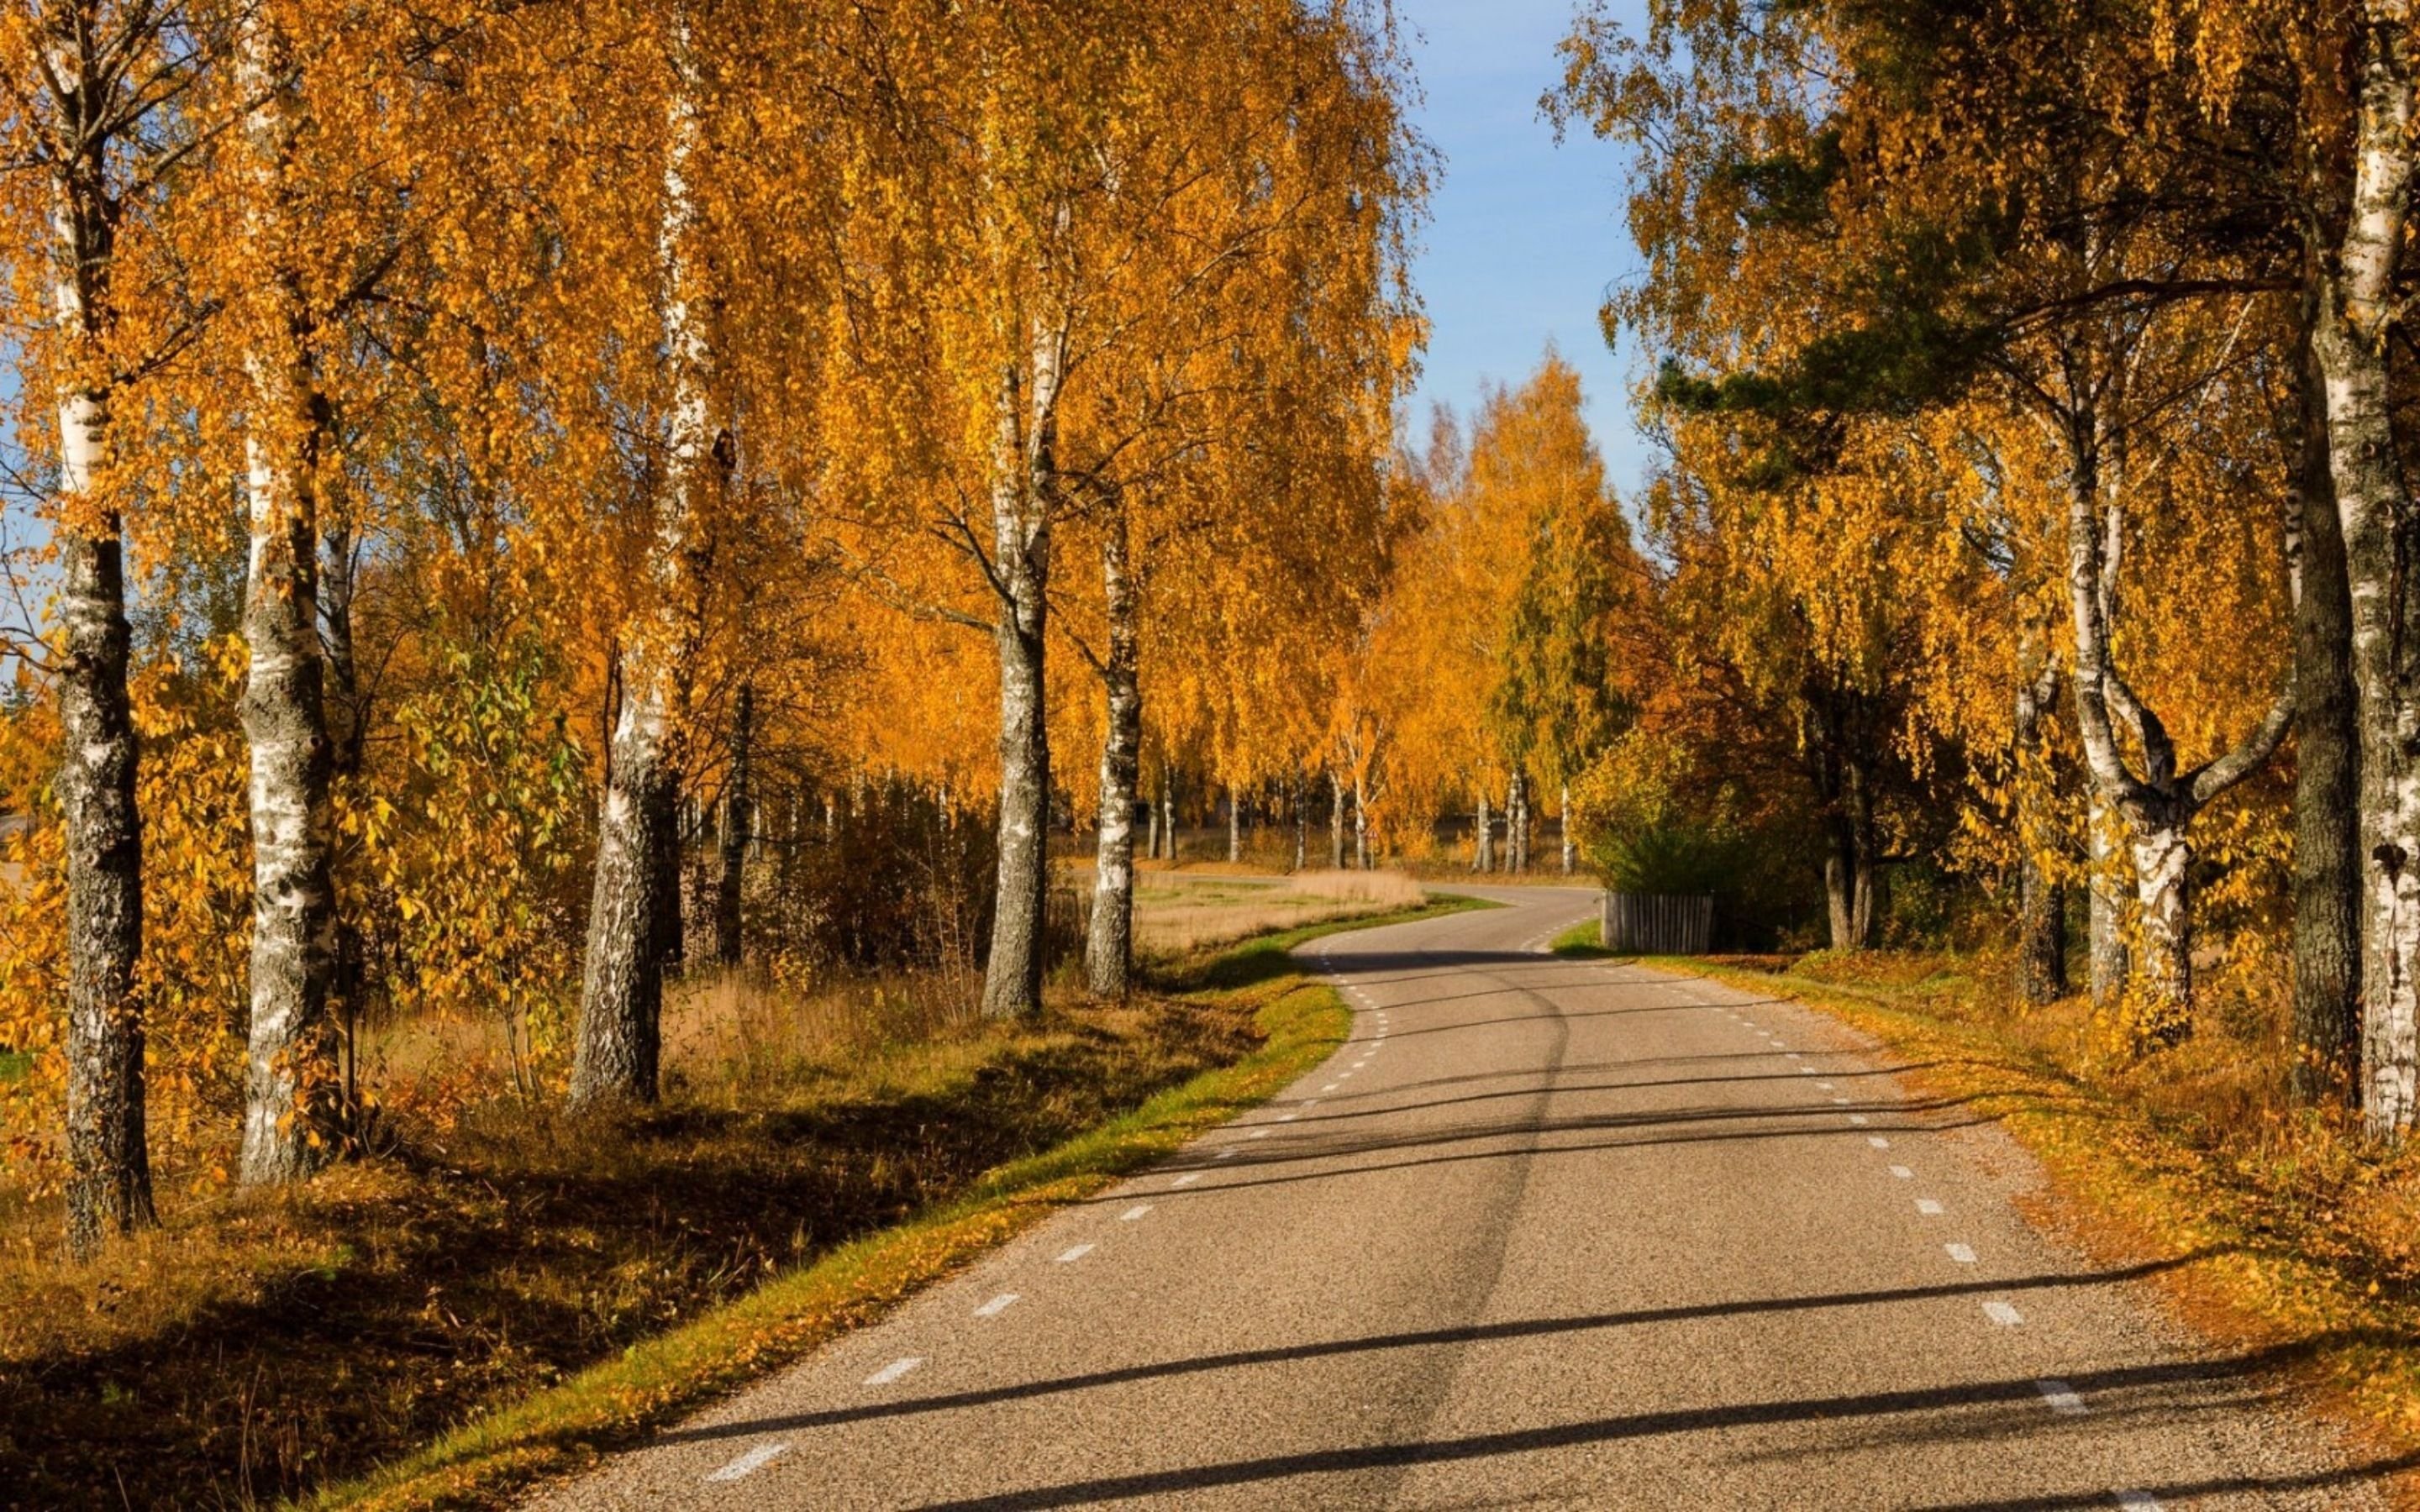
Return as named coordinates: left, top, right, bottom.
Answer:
left=1628, top=948, right=2420, bottom=1490
left=0, top=893, right=1472, bottom=1511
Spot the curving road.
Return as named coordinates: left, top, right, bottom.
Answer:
left=533, top=885, right=2390, bottom=1509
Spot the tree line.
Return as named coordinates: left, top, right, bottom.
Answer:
left=1541, top=0, right=2414, bottom=1130
left=0, top=0, right=1430, bottom=1260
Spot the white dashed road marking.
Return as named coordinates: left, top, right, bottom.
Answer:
left=1056, top=1244, right=1095, bottom=1263
left=1869, top=1137, right=1891, bottom=1149
left=974, top=1293, right=1020, bottom=1316
left=2114, top=1492, right=2160, bottom=1511
left=864, top=1357, right=923, bottom=1387
left=2035, top=1379, right=2089, bottom=1416
left=1250, top=1129, right=1271, bottom=1139
left=1849, top=1116, right=1870, bottom=1126
left=1916, top=1199, right=1943, bottom=1215
left=1120, top=1205, right=1153, bottom=1221
left=1983, top=1301, right=2023, bottom=1326
left=1944, top=1243, right=1977, bottom=1263
left=1889, top=1165, right=1912, bottom=1179
left=706, top=1442, right=791, bottom=1482
left=1172, top=1173, right=1201, bottom=1188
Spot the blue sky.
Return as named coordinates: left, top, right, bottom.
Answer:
left=1396, top=0, right=1654, bottom=498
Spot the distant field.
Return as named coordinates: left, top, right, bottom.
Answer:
left=1126, top=869, right=1426, bottom=957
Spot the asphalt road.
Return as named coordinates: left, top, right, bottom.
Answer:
left=533, top=885, right=2392, bottom=1509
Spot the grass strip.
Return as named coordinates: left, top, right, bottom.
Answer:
left=1637, top=953, right=2420, bottom=1487
left=1549, top=919, right=1610, bottom=958
left=308, top=895, right=1481, bottom=1512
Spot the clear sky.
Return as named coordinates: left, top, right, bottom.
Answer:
left=1396, top=0, right=1654, bottom=498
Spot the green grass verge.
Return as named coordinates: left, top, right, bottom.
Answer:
left=307, top=895, right=1479, bottom=1512
left=1549, top=919, right=1611, bottom=958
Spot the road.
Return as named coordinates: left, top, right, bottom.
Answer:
left=534, top=885, right=2390, bottom=1509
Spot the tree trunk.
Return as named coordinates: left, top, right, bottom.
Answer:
left=1226, top=783, right=1241, bottom=863
left=1560, top=782, right=1576, bottom=875
left=2130, top=822, right=2193, bottom=1045
left=2290, top=278, right=2363, bottom=1104
left=1502, top=778, right=1516, bottom=873
left=1354, top=775, right=1371, bottom=869
left=2061, top=404, right=2290, bottom=1039
left=49, top=24, right=155, bottom=1256
left=1162, top=774, right=1177, bottom=866
left=323, top=517, right=371, bottom=1137
left=714, top=683, right=752, bottom=969
left=571, top=32, right=720, bottom=1107
left=2310, top=10, right=2420, bottom=1131
left=981, top=310, right=1064, bottom=1019
left=2012, top=667, right=2068, bottom=1005
left=1825, top=841, right=1856, bottom=952
left=2015, top=852, right=2068, bottom=1006
left=1144, top=779, right=1160, bottom=862
left=1292, top=774, right=1307, bottom=872
left=1330, top=771, right=1346, bottom=869
left=236, top=13, right=338, bottom=1187
left=2086, top=794, right=2132, bottom=1004
left=1474, top=791, right=1491, bottom=871
left=986, top=585, right=1050, bottom=1017
left=1087, top=516, right=1141, bottom=1000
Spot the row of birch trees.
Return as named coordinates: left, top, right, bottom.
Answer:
left=0, top=0, right=1425, bottom=1257
left=1548, top=0, right=2420, bottom=1130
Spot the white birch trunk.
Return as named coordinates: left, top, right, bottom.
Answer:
left=1086, top=514, right=1140, bottom=999
left=571, top=21, right=721, bottom=1105
left=234, top=13, right=339, bottom=1185
left=48, top=14, right=154, bottom=1249
left=2130, top=826, right=2192, bottom=1035
left=980, top=312, right=1065, bottom=1019
left=1560, top=782, right=1575, bottom=875
left=2313, top=1, right=2420, bottom=1133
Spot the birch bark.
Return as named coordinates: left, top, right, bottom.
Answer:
left=1087, top=514, right=1141, bottom=999
left=2063, top=417, right=2292, bottom=1042
left=50, top=14, right=152, bottom=1247
left=234, top=12, right=339, bottom=1186
left=2307, top=1, right=2420, bottom=1131
left=570, top=22, right=722, bottom=1105
left=1330, top=770, right=1346, bottom=869
left=980, top=317, right=1064, bottom=1019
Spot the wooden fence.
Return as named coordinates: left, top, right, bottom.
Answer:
left=1600, top=891, right=1714, bottom=955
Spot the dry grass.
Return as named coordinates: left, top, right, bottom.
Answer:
left=0, top=891, right=1474, bottom=1510
left=1127, top=868, right=1426, bottom=956
left=0, top=969, right=1255, bottom=1509
left=1652, top=946, right=2420, bottom=1493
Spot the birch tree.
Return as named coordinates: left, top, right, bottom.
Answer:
left=3, top=0, right=203, bottom=1253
